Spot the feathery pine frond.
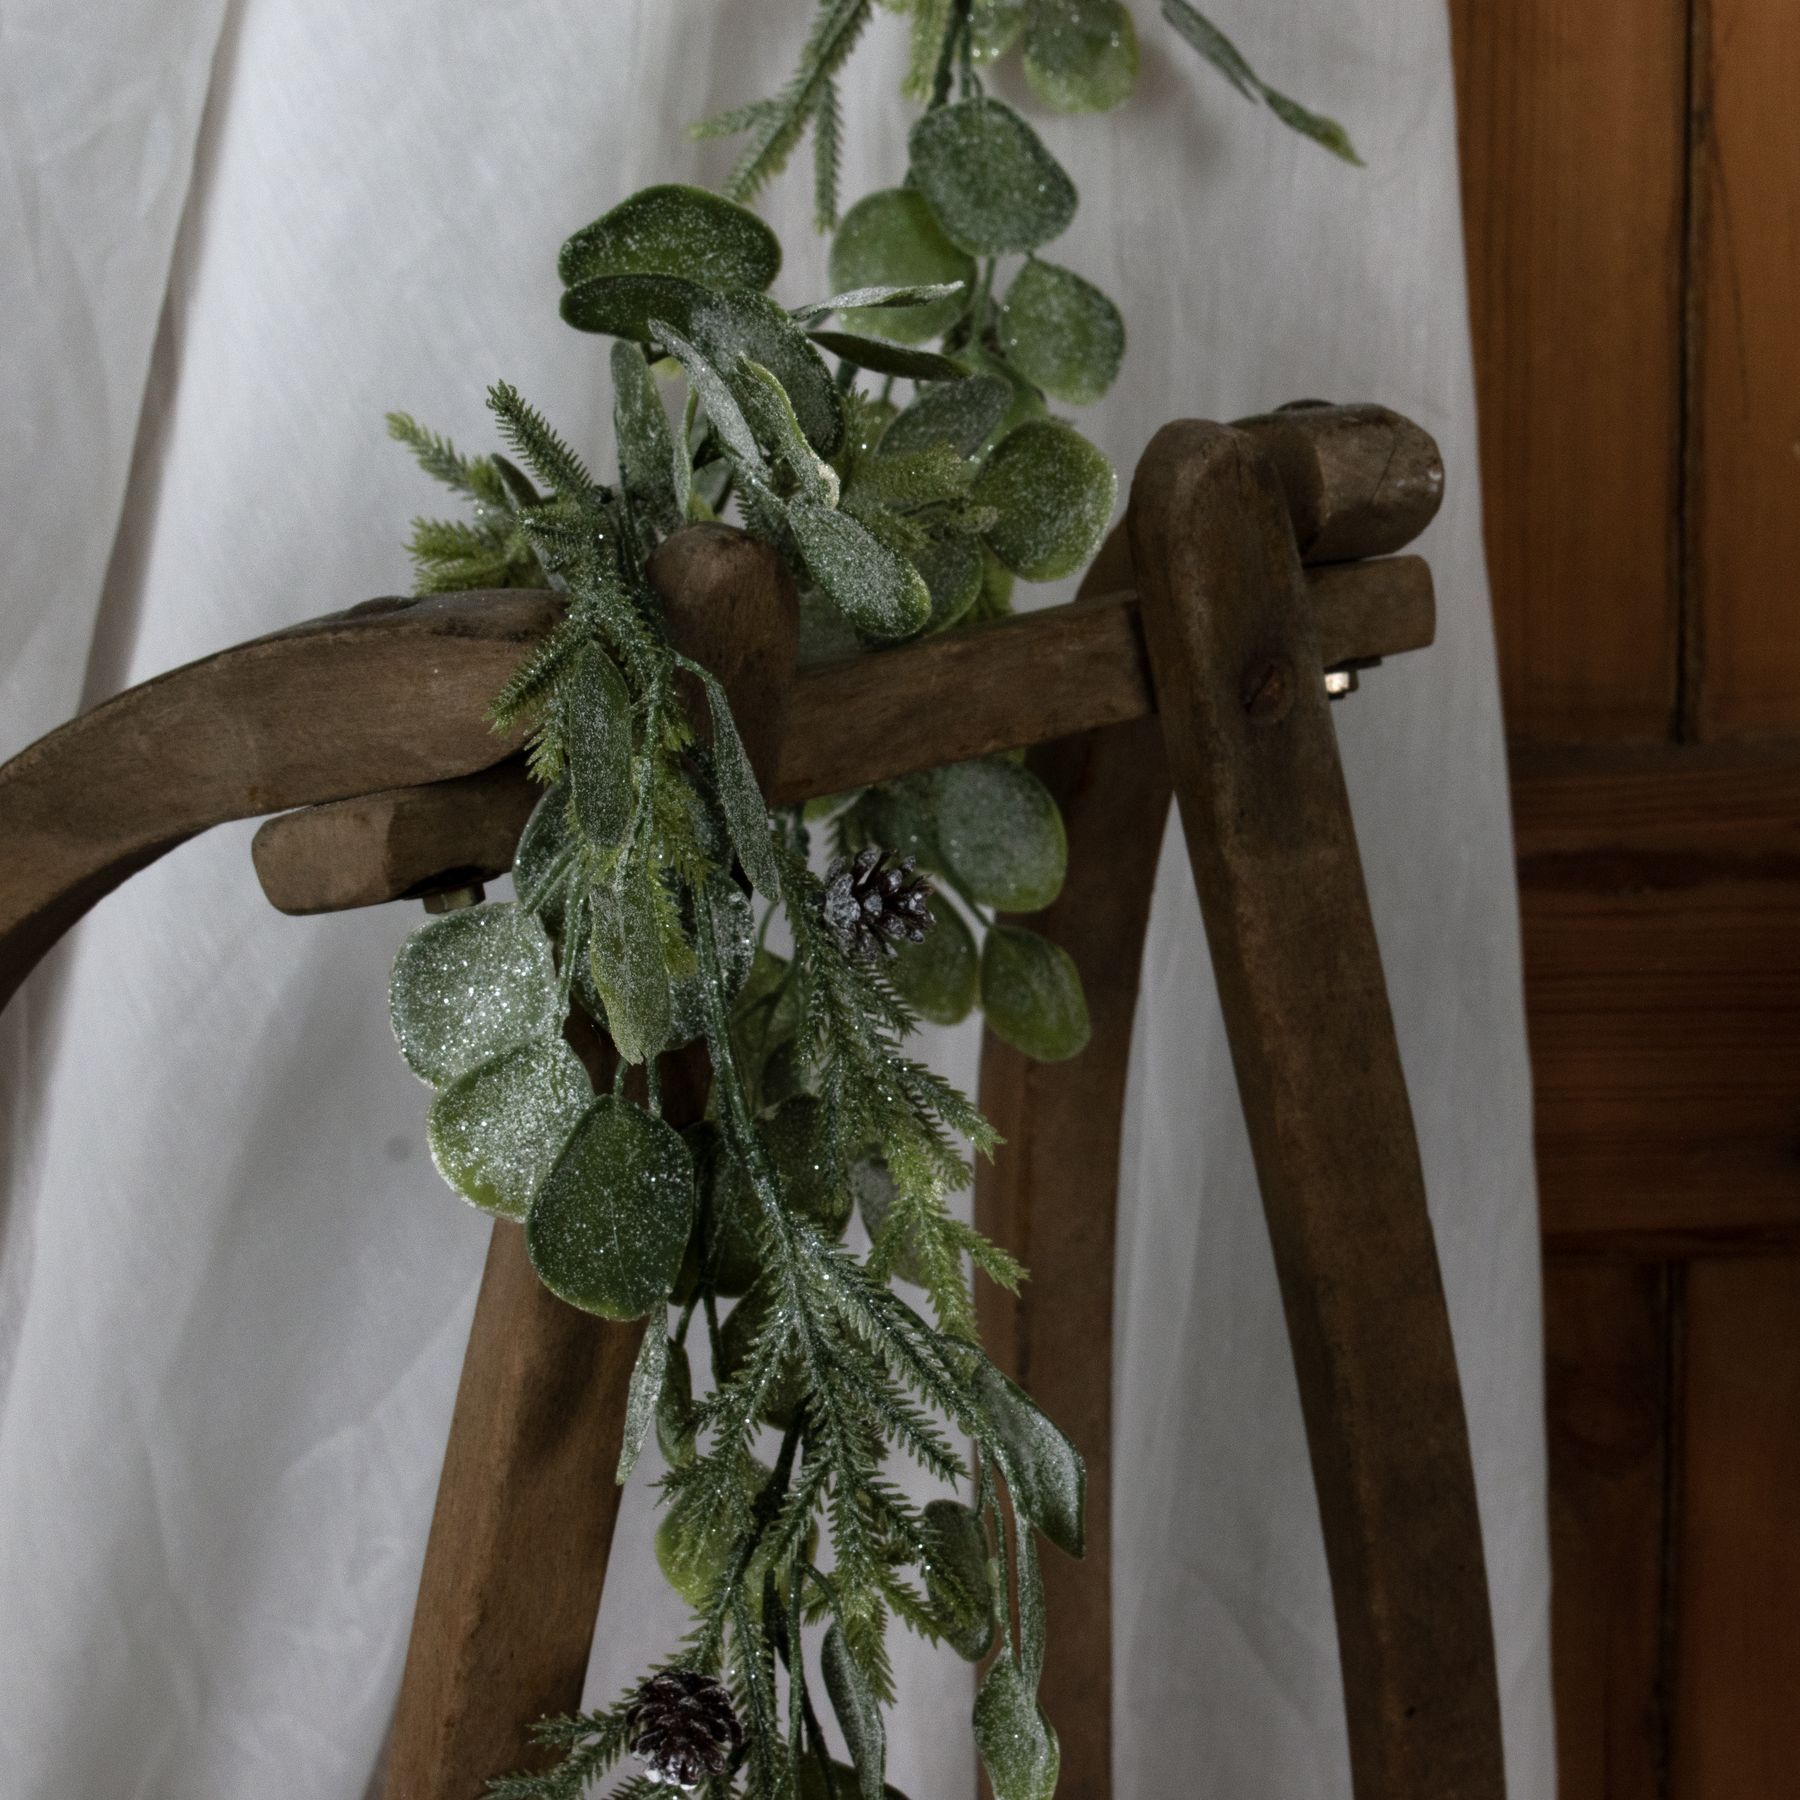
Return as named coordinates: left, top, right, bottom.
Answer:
left=812, top=75, right=843, bottom=231
left=488, top=381, right=599, bottom=501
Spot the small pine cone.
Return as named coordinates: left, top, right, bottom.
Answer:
left=822, top=846, right=933, bottom=960
left=627, top=1669, right=744, bottom=1790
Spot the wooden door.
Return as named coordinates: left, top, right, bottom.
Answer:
left=1449, top=2, right=1800, bottom=1792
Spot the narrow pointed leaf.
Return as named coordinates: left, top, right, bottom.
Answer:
left=972, top=1355, right=1087, bottom=1556
left=823, top=1622, right=887, bottom=1800
left=828, top=189, right=976, bottom=342
left=565, top=645, right=633, bottom=850
left=789, top=503, right=932, bottom=641
left=808, top=332, right=969, bottom=382
left=612, top=341, right=684, bottom=535
left=973, top=1661, right=1060, bottom=1800
left=617, top=1315, right=671, bottom=1483
left=791, top=282, right=967, bottom=326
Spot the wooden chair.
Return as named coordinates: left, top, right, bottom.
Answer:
left=0, top=404, right=1504, bottom=1800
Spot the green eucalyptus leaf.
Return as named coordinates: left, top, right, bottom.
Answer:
left=526, top=1095, right=696, bottom=1317
left=933, top=758, right=1066, bottom=910
left=791, top=281, right=968, bottom=326
left=881, top=376, right=1015, bottom=459
left=611, top=341, right=685, bottom=535
left=972, top=1356, right=1086, bottom=1556
left=587, top=866, right=674, bottom=1065
left=797, top=1761, right=911, bottom=1800
left=651, top=317, right=766, bottom=473
left=980, top=925, right=1092, bottom=1063
left=823, top=1622, right=887, bottom=1800
left=973, top=1661, right=1061, bottom=1800
left=998, top=259, right=1125, bottom=405
left=789, top=503, right=932, bottom=641
left=828, top=189, right=977, bottom=343
left=850, top=1156, right=933, bottom=1287
left=689, top=289, right=845, bottom=457
left=920, top=1499, right=997, bottom=1660
left=908, top=99, right=1077, bottom=255
left=890, top=889, right=979, bottom=1024
left=952, top=349, right=1048, bottom=444
left=851, top=774, right=943, bottom=871
left=808, top=332, right=970, bottom=383
left=972, top=0, right=1027, bottom=60
left=390, top=902, right=561, bottom=1086
left=558, top=183, right=782, bottom=289
left=427, top=1039, right=592, bottom=1219
left=1261, top=88, right=1363, bottom=165
left=1023, top=0, right=1140, bottom=112
left=736, top=357, right=837, bottom=505
left=911, top=533, right=986, bottom=633
left=656, top=1335, right=697, bottom=1468
left=564, top=645, right=633, bottom=850
left=691, top=669, right=783, bottom=897
left=973, top=418, right=1116, bottom=581
left=666, top=875, right=758, bottom=1050
left=559, top=271, right=708, bottom=342
left=764, top=1094, right=852, bottom=1235
left=513, top=781, right=575, bottom=931
left=617, top=1312, right=670, bottom=1483
left=716, top=1283, right=808, bottom=1429
left=970, top=545, right=1018, bottom=622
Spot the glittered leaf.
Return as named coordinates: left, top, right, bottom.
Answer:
left=764, top=1094, right=852, bottom=1235
left=689, top=289, right=845, bottom=457
left=526, top=1095, right=696, bottom=1318
left=513, top=781, right=575, bottom=931
left=909, top=535, right=984, bottom=634
left=390, top=902, right=561, bottom=1086
left=998, top=259, right=1125, bottom=404
left=559, top=271, right=708, bottom=341
left=908, top=99, right=1077, bottom=255
left=953, top=349, right=1048, bottom=443
left=889, top=889, right=979, bottom=1024
left=691, top=668, right=783, bottom=897
left=735, top=357, right=837, bottom=506
left=668, top=875, right=759, bottom=1043
left=651, top=317, right=766, bottom=473
left=828, top=189, right=976, bottom=343
left=611, top=340, right=685, bottom=535
left=881, top=376, right=1014, bottom=458
left=791, top=282, right=967, bottom=326
left=971, top=0, right=1027, bottom=60
left=588, top=865, right=674, bottom=1065
left=808, top=332, right=969, bottom=383
left=427, top=1039, right=592, bottom=1219
left=851, top=1156, right=933, bottom=1287
left=656, top=1336, right=697, bottom=1467
left=824, top=1622, right=887, bottom=1800
left=1022, top=0, right=1139, bottom=112
left=789, top=502, right=932, bottom=641
left=558, top=184, right=782, bottom=290
left=973, top=1355, right=1086, bottom=1556
left=617, top=1313, right=671, bottom=1483
left=933, top=758, right=1066, bottom=910
left=564, top=645, right=633, bottom=851
left=973, top=418, right=1116, bottom=580
left=920, top=1499, right=997, bottom=1660
left=973, top=1661, right=1061, bottom=1800
left=980, top=925, right=1091, bottom=1064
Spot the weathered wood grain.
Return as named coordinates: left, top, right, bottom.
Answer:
left=248, top=557, right=1433, bottom=918
left=1673, top=1259, right=1800, bottom=1799
left=1129, top=420, right=1502, bottom=1800
left=1542, top=1260, right=1674, bottom=1797
left=1514, top=743, right=1800, bottom=1253
left=1448, top=0, right=1688, bottom=740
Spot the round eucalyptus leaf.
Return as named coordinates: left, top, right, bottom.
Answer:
left=973, top=1661, right=1061, bottom=1800
left=689, top=289, right=845, bottom=458
left=973, top=545, right=1017, bottom=621
left=973, top=418, right=1116, bottom=581
left=933, top=758, right=1067, bottom=911
left=559, top=271, right=708, bottom=341
left=829, top=189, right=975, bottom=343
left=911, top=533, right=985, bottom=633
left=513, top=781, right=574, bottom=931
left=908, top=99, right=1077, bottom=255
left=998, top=259, right=1125, bottom=405
left=920, top=1499, right=997, bottom=1660
left=717, top=1284, right=808, bottom=1429
left=526, top=1096, right=695, bottom=1318
left=852, top=774, right=943, bottom=872
left=764, top=1094, right=852, bottom=1236
left=558, top=183, right=782, bottom=290
left=890, top=891, right=980, bottom=1024
left=789, top=503, right=932, bottom=641
left=971, top=0, right=1027, bottom=60
left=691, top=1127, right=762, bottom=1297
left=851, top=1156, right=933, bottom=1287
left=881, top=377, right=1014, bottom=459
left=953, top=349, right=1048, bottom=446
left=980, top=925, right=1091, bottom=1063
left=427, top=1039, right=593, bottom=1219
left=1022, top=0, right=1140, bottom=112
left=390, top=902, right=561, bottom=1086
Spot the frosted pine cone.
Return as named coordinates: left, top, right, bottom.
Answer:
left=626, top=1669, right=744, bottom=1789
left=822, top=847, right=932, bottom=960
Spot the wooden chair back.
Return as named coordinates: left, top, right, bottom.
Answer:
left=0, top=404, right=1503, bottom=1800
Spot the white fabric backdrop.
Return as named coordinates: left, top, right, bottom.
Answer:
left=0, top=2, right=1553, bottom=1795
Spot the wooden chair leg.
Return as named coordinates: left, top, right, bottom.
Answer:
left=1127, top=421, right=1505, bottom=1800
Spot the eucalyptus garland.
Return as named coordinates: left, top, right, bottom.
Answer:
left=382, top=4, right=1352, bottom=1796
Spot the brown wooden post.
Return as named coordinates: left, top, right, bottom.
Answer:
left=1127, top=419, right=1503, bottom=1799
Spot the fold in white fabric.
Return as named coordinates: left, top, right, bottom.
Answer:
left=0, top=2, right=1552, bottom=1795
